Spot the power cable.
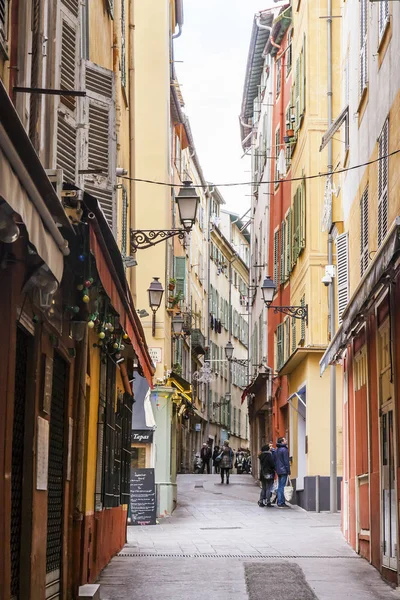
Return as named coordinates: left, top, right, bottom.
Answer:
left=120, top=148, right=400, bottom=189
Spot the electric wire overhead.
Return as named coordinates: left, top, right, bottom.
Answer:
left=120, top=148, right=400, bottom=189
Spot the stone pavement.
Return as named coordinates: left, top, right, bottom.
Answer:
left=98, top=474, right=400, bottom=599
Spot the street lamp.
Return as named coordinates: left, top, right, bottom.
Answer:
left=224, top=340, right=234, bottom=360
left=130, top=181, right=200, bottom=252
left=172, top=314, right=185, bottom=335
left=261, top=276, right=308, bottom=324
left=147, top=277, right=164, bottom=336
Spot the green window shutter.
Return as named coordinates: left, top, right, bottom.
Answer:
left=174, top=256, right=186, bottom=297
left=295, top=56, right=300, bottom=128
left=292, top=190, right=300, bottom=266
left=300, top=295, right=306, bottom=341
left=238, top=409, right=241, bottom=438
left=216, top=290, right=219, bottom=319
left=121, top=185, right=128, bottom=260
left=285, top=318, right=290, bottom=362
left=273, top=230, right=279, bottom=284
left=276, top=324, right=284, bottom=370
left=280, top=221, right=285, bottom=284
left=301, top=35, right=306, bottom=115
left=286, top=209, right=292, bottom=280
left=291, top=317, right=297, bottom=353
left=300, top=178, right=306, bottom=251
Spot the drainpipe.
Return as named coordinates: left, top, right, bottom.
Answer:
left=327, top=0, right=337, bottom=514
left=128, top=0, right=136, bottom=300
left=205, top=189, right=213, bottom=440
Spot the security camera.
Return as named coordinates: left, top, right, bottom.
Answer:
left=322, top=274, right=332, bottom=287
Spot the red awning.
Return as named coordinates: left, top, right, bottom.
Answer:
left=89, top=225, right=154, bottom=386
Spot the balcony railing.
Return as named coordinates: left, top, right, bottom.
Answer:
left=191, top=328, right=206, bottom=355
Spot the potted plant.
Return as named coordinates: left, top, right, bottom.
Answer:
left=286, top=116, right=295, bottom=138
left=170, top=290, right=183, bottom=308
left=168, top=278, right=176, bottom=291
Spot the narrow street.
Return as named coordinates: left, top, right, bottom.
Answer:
left=98, top=475, right=398, bottom=600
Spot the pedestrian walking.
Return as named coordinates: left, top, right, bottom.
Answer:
left=200, top=442, right=212, bottom=474
left=219, top=440, right=233, bottom=484
left=212, top=445, right=221, bottom=474
left=258, top=444, right=276, bottom=507
left=275, top=437, right=291, bottom=507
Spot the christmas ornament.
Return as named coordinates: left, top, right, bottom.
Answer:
left=77, top=284, right=84, bottom=291
left=98, top=331, right=105, bottom=339
left=84, top=280, right=92, bottom=288
left=123, top=333, right=129, bottom=340
left=82, top=295, right=90, bottom=304
left=78, top=254, right=85, bottom=262
left=88, top=320, right=95, bottom=329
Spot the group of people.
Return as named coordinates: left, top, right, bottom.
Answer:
left=258, top=437, right=291, bottom=508
left=196, top=437, right=291, bottom=508
left=198, top=442, right=251, bottom=478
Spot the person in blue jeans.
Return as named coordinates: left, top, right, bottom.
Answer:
left=275, top=437, right=291, bottom=507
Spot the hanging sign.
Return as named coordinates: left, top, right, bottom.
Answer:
left=131, top=429, right=154, bottom=444
left=148, top=347, right=162, bottom=364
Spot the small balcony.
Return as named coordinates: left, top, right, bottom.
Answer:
left=191, top=328, right=206, bottom=355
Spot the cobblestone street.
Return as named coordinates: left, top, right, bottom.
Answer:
left=98, top=475, right=399, bottom=599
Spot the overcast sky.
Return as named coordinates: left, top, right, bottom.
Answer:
left=175, top=0, right=271, bottom=216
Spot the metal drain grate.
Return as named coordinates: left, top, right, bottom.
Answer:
left=200, top=527, right=242, bottom=530
left=117, top=552, right=360, bottom=560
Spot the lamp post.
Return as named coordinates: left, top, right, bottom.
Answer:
left=261, top=276, right=308, bottom=323
left=130, top=181, right=200, bottom=252
left=147, top=277, right=164, bottom=336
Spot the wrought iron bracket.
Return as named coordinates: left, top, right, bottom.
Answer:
left=230, top=358, right=250, bottom=367
left=130, top=228, right=186, bottom=253
left=270, top=304, right=308, bottom=325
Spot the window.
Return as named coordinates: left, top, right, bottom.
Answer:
left=360, top=186, right=369, bottom=276
left=378, top=119, right=389, bottom=247
left=245, top=414, right=249, bottom=440
left=360, top=0, right=368, bottom=94
left=336, top=232, right=349, bottom=324
left=174, top=256, right=186, bottom=299
left=276, top=58, right=282, bottom=97
left=378, top=1, right=389, bottom=41
left=294, top=37, right=306, bottom=128
left=285, top=209, right=292, bottom=281
left=238, top=409, right=242, bottom=438
left=285, top=318, right=290, bottom=362
left=233, top=407, right=237, bottom=435
left=273, top=229, right=279, bottom=285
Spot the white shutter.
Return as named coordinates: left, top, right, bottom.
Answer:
left=83, top=61, right=116, bottom=234
left=360, top=186, right=369, bottom=276
left=360, top=0, right=368, bottom=94
left=56, top=4, right=80, bottom=184
left=336, top=232, right=349, bottom=323
left=378, top=119, right=389, bottom=247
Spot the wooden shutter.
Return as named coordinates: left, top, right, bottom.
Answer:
left=280, top=221, right=285, bottom=284
left=121, top=186, right=128, bottom=259
left=83, top=61, right=116, bottom=233
left=276, top=323, right=284, bottom=370
left=286, top=209, right=292, bottom=280
left=56, top=3, right=80, bottom=184
left=295, top=56, right=300, bottom=127
left=29, top=0, right=42, bottom=149
left=378, top=119, right=389, bottom=247
left=360, top=0, right=368, bottom=94
left=285, top=318, right=290, bottom=362
left=301, top=35, right=306, bottom=116
left=291, top=317, right=297, bottom=353
left=336, top=233, right=349, bottom=323
left=174, top=256, right=186, bottom=297
left=379, top=1, right=389, bottom=39
left=273, top=229, right=279, bottom=284
left=300, top=295, right=306, bottom=342
left=292, top=189, right=300, bottom=266
left=360, top=186, right=369, bottom=276
left=300, top=177, right=306, bottom=251
left=0, top=0, right=7, bottom=42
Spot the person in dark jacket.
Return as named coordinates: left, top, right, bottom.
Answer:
left=258, top=445, right=276, bottom=507
left=275, top=437, right=291, bottom=507
left=200, top=442, right=212, bottom=474
left=219, top=440, right=234, bottom=484
left=212, top=445, right=221, bottom=474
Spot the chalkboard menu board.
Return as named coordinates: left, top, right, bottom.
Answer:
left=130, top=468, right=157, bottom=526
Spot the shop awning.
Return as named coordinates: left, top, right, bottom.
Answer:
left=241, top=371, right=270, bottom=404
left=168, top=371, right=192, bottom=403
left=89, top=223, right=154, bottom=386
left=320, top=217, right=400, bottom=375
left=0, top=81, right=71, bottom=282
